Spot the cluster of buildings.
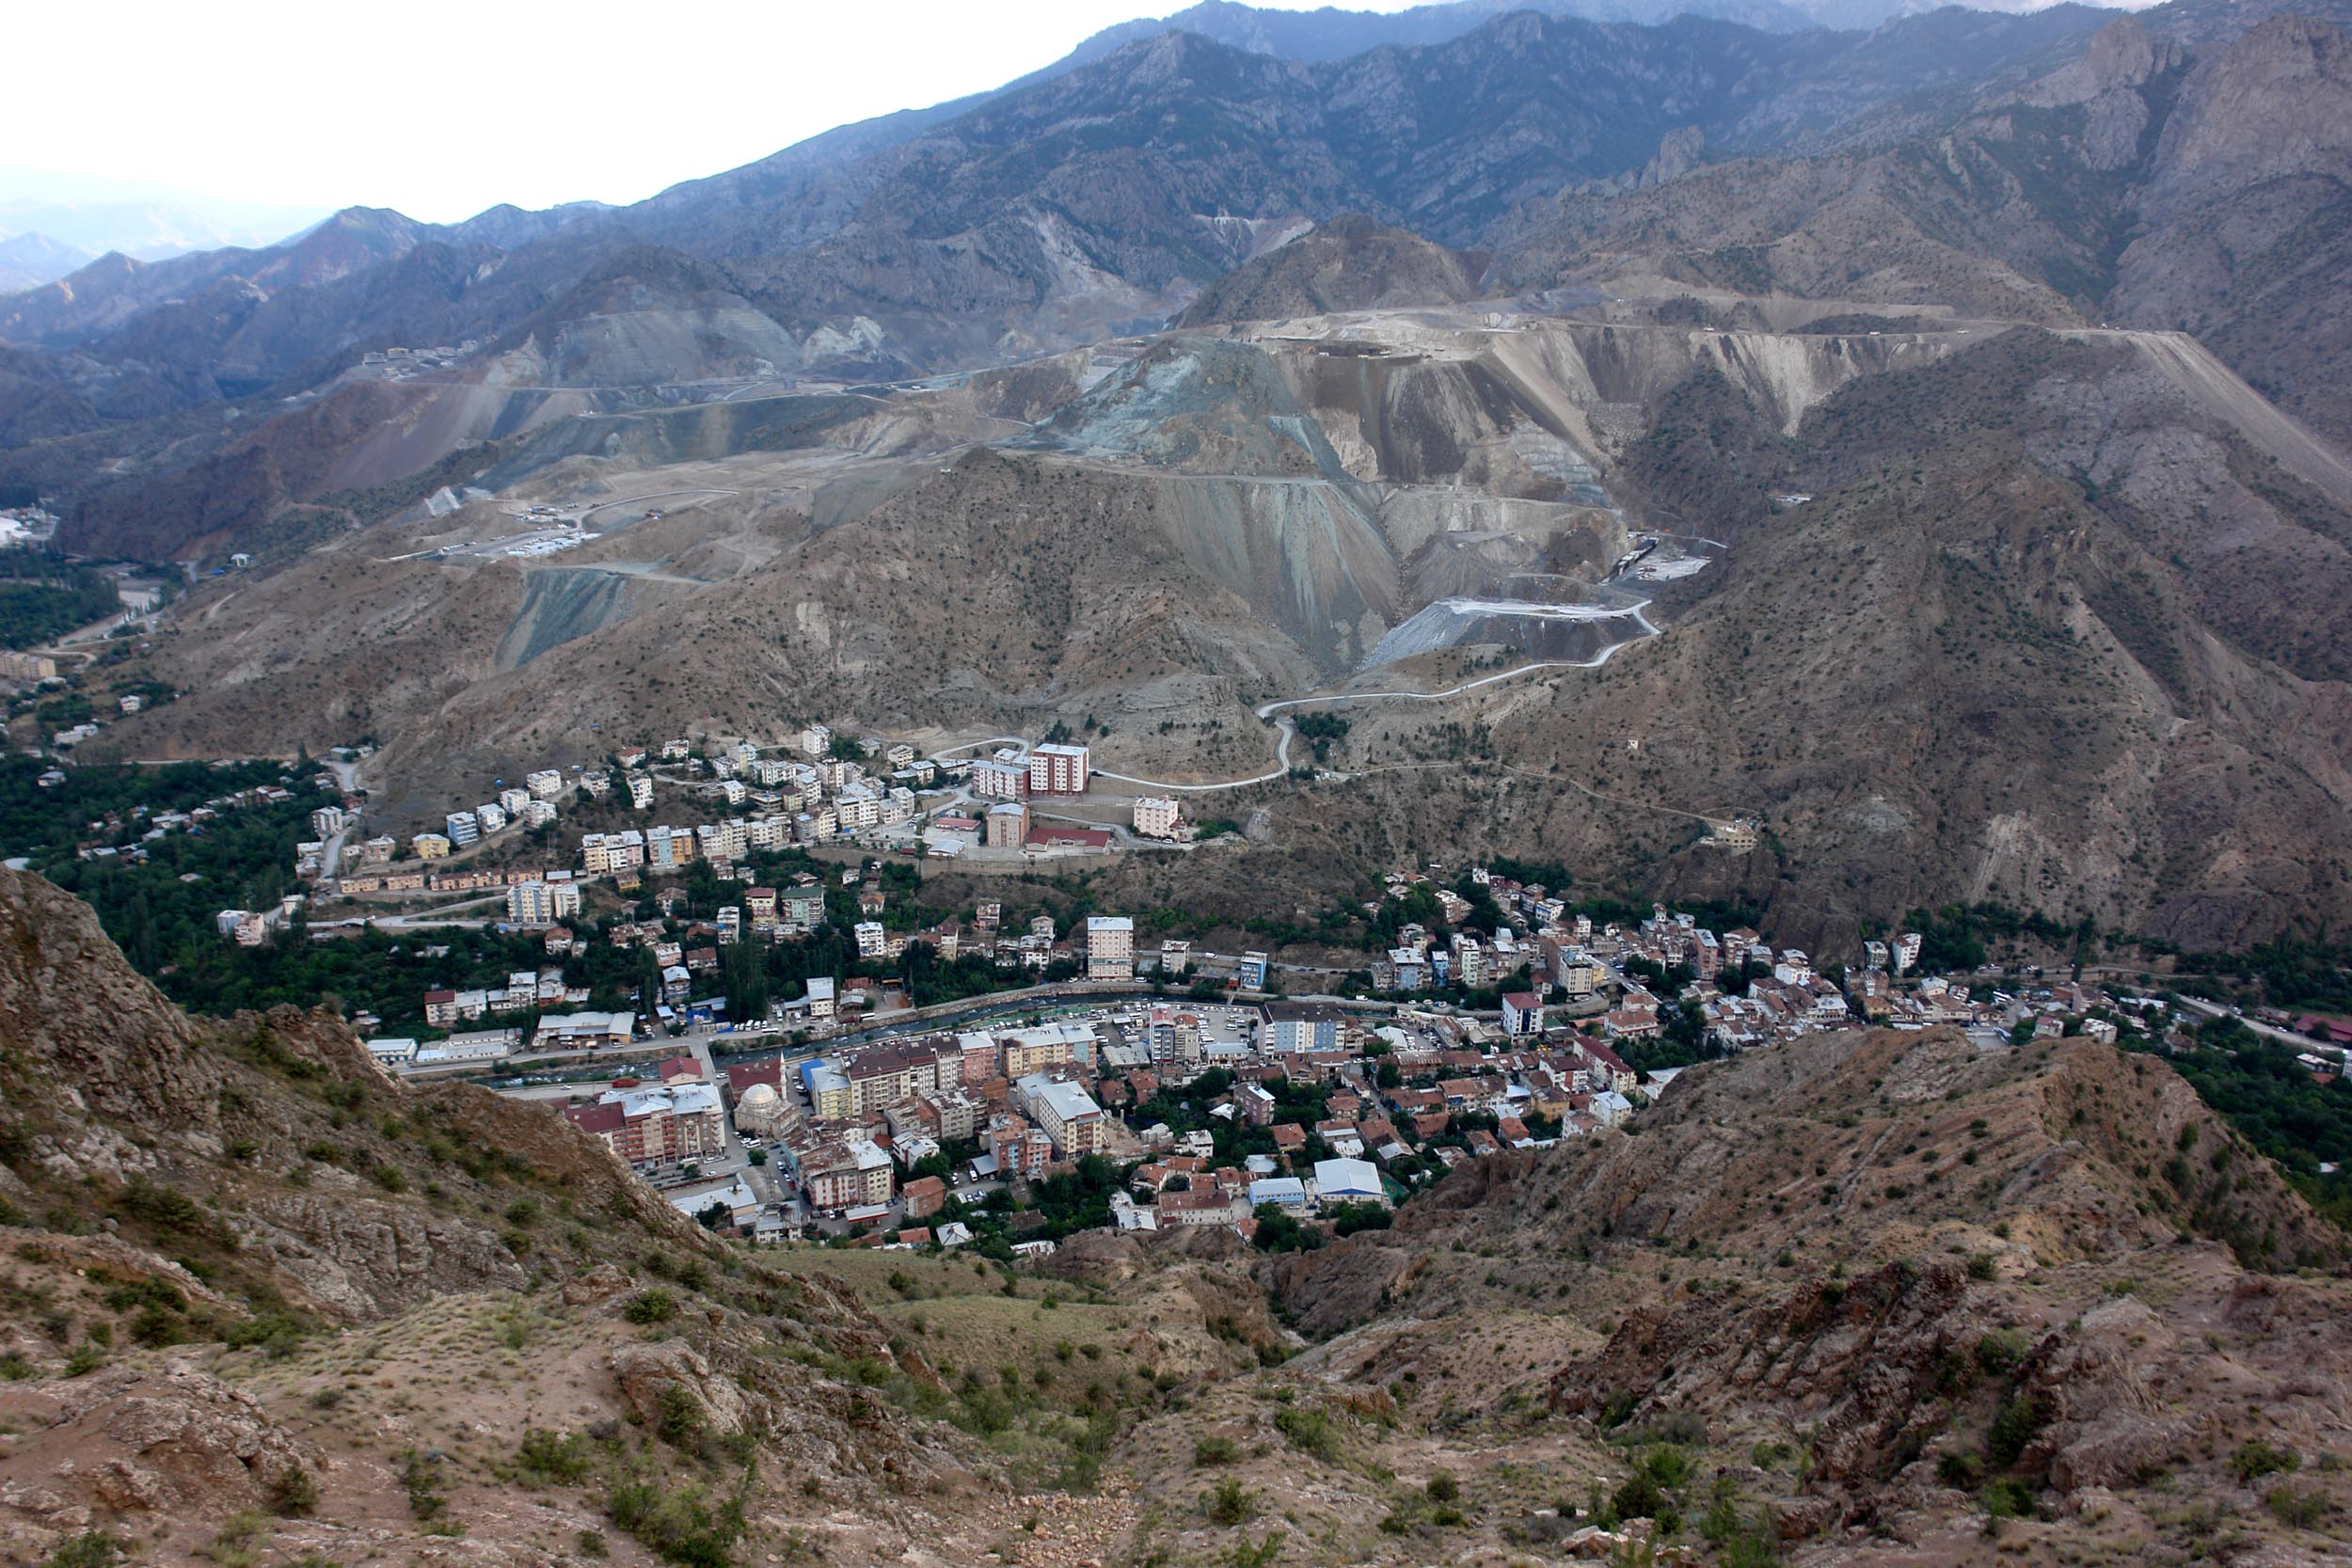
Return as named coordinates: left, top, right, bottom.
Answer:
left=723, top=1017, right=1118, bottom=1221
left=562, top=1053, right=726, bottom=1166
left=402, top=771, right=568, bottom=863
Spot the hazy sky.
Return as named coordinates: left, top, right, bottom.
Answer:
left=15, top=0, right=1429, bottom=226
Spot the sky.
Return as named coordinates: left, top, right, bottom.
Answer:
left=10, top=0, right=1431, bottom=230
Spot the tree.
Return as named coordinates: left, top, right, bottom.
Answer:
left=723, top=941, right=768, bottom=1024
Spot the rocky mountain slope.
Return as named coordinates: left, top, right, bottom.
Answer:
left=1502, top=7, right=2352, bottom=443
left=1175, top=214, right=1491, bottom=325
left=0, top=865, right=1150, bottom=1566
left=1, top=3, right=2122, bottom=547
left=1236, top=1025, right=2352, bottom=1563
left=4, top=856, right=2349, bottom=1566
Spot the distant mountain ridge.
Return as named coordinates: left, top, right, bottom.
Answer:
left=0, top=230, right=90, bottom=293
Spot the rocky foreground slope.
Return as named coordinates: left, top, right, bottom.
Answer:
left=0, top=864, right=1107, bottom=1567
left=3, top=855, right=2349, bottom=1567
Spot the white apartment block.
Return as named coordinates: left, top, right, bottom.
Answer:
left=508, top=879, right=582, bottom=925
left=628, top=774, right=655, bottom=810
left=854, top=920, right=887, bottom=958
left=836, top=783, right=882, bottom=831
left=800, top=724, right=832, bottom=756
left=580, top=830, right=647, bottom=873
left=1086, top=914, right=1134, bottom=981
left=525, top=769, right=564, bottom=800
left=972, top=759, right=1025, bottom=800
left=445, top=812, right=480, bottom=847
left=476, top=802, right=508, bottom=833
left=1132, top=796, right=1181, bottom=839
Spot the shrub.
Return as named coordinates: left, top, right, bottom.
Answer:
left=268, top=1465, right=319, bottom=1517
left=1194, top=1436, right=1240, bottom=1467
left=117, top=1177, right=208, bottom=1237
left=623, top=1288, right=678, bottom=1324
left=1274, top=1405, right=1335, bottom=1459
left=516, top=1428, right=595, bottom=1485
left=1966, top=1254, right=1997, bottom=1281
left=1937, top=1451, right=1984, bottom=1488
left=2233, top=1441, right=2299, bottom=1483
left=396, top=1449, right=446, bottom=1521
left=1207, top=1476, right=1257, bottom=1527
left=1981, top=1478, right=2036, bottom=1519
left=1974, top=1330, right=2027, bottom=1374
left=1613, top=1468, right=1668, bottom=1522
left=609, top=1478, right=744, bottom=1568
left=1644, top=1445, right=1693, bottom=1488
left=131, top=1305, right=186, bottom=1348
left=1426, top=1471, right=1460, bottom=1503
left=1986, top=1395, right=2045, bottom=1467
left=40, top=1534, right=122, bottom=1568
left=220, top=1311, right=308, bottom=1359
left=2267, top=1482, right=2328, bottom=1528
left=656, top=1385, right=706, bottom=1449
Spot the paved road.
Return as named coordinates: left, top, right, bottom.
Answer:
left=577, top=488, right=739, bottom=526
left=2173, top=994, right=2329, bottom=1053
left=1092, top=601, right=1660, bottom=795
left=313, top=890, right=505, bottom=931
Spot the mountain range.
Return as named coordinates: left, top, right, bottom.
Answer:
left=5, top=0, right=2352, bottom=951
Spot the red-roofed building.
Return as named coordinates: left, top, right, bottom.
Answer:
left=1026, top=823, right=1112, bottom=851
left=901, top=1175, right=948, bottom=1220
left=725, top=1059, right=784, bottom=1103
left=1502, top=990, right=1544, bottom=1037
left=658, top=1054, right=703, bottom=1085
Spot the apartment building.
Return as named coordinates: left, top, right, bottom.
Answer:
left=1027, top=743, right=1089, bottom=796
left=1131, top=796, right=1182, bottom=839
left=985, top=801, right=1028, bottom=848
left=844, top=1038, right=953, bottom=1115
left=801, top=1138, right=894, bottom=1212
left=1015, top=1071, right=1107, bottom=1157
left=563, top=1083, right=723, bottom=1168
left=1262, top=1001, right=1345, bottom=1054
left=1085, top=914, right=1134, bottom=981
left=972, top=759, right=1026, bottom=800
left=580, top=830, right=647, bottom=873
left=507, top=879, right=581, bottom=926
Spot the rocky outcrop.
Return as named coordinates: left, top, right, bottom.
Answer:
left=236, top=1189, right=528, bottom=1320
left=0, top=1361, right=314, bottom=1531
left=1174, top=215, right=1487, bottom=326
left=0, top=864, right=220, bottom=1137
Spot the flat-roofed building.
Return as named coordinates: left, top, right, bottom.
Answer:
left=1015, top=1071, right=1106, bottom=1157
